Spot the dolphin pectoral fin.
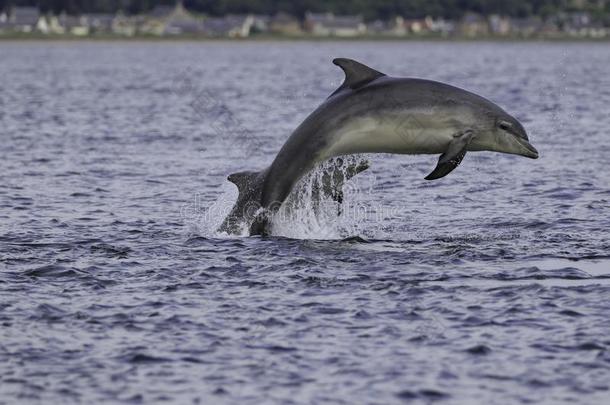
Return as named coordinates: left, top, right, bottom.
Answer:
left=424, top=153, right=466, bottom=180
left=425, top=130, right=474, bottom=181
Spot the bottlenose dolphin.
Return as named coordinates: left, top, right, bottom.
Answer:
left=220, top=58, right=539, bottom=235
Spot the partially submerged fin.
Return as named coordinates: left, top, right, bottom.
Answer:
left=330, top=58, right=386, bottom=97
left=227, top=170, right=259, bottom=194
left=425, top=130, right=474, bottom=180
left=220, top=169, right=265, bottom=235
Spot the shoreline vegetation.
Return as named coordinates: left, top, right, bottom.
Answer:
left=2, top=1, right=608, bottom=42
left=1, top=33, right=608, bottom=42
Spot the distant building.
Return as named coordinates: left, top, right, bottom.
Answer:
left=428, top=18, right=455, bottom=36
left=510, top=17, right=542, bottom=37
left=112, top=12, right=140, bottom=37
left=459, top=13, right=489, bottom=37
left=141, top=3, right=175, bottom=34
left=539, top=16, right=561, bottom=37
left=366, top=17, right=413, bottom=36
left=403, top=17, right=434, bottom=34
left=58, top=14, right=90, bottom=36
left=304, top=12, right=366, bottom=37
left=5, top=6, right=44, bottom=33
left=0, top=11, right=8, bottom=33
left=140, top=1, right=201, bottom=35
left=46, top=15, right=64, bottom=34
left=86, top=14, right=115, bottom=34
left=388, top=16, right=408, bottom=36
left=366, top=17, right=405, bottom=36
left=488, top=14, right=511, bottom=36
left=250, top=15, right=270, bottom=34
left=203, top=15, right=253, bottom=37
left=268, top=12, right=302, bottom=35
left=562, top=12, right=606, bottom=37
left=304, top=12, right=328, bottom=35
left=165, top=17, right=203, bottom=35
left=366, top=19, right=388, bottom=35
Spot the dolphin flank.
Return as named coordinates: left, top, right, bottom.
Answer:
left=219, top=58, right=539, bottom=236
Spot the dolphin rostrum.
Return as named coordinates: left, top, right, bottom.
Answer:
left=220, top=58, right=539, bottom=236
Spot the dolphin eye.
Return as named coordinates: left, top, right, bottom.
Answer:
left=498, top=121, right=512, bottom=131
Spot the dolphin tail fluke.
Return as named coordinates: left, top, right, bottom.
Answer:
left=227, top=170, right=260, bottom=193
left=219, top=169, right=266, bottom=235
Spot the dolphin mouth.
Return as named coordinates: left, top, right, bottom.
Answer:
left=517, top=137, right=539, bottom=159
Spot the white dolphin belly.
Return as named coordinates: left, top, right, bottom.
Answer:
left=322, top=109, right=465, bottom=160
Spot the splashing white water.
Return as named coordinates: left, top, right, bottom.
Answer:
left=193, top=156, right=387, bottom=239
left=185, top=182, right=244, bottom=237
left=271, top=156, right=377, bottom=239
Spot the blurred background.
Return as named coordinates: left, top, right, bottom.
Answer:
left=0, top=0, right=609, bottom=39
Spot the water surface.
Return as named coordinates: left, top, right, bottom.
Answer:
left=1, top=41, right=609, bottom=404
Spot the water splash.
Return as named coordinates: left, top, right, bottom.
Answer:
left=269, top=156, right=378, bottom=239
left=186, top=183, right=245, bottom=237
left=194, top=156, right=381, bottom=239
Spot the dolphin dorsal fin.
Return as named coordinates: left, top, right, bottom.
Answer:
left=331, top=58, right=385, bottom=96
left=227, top=170, right=258, bottom=194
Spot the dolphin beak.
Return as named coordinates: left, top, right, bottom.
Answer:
left=517, top=137, right=539, bottom=159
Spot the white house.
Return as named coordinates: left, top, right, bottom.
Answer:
left=304, top=12, right=366, bottom=37
left=203, top=15, right=253, bottom=37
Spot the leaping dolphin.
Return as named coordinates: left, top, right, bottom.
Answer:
left=219, top=58, right=539, bottom=236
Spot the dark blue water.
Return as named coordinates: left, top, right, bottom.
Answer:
left=1, top=41, right=609, bottom=404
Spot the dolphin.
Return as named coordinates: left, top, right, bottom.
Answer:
left=219, top=58, right=539, bottom=236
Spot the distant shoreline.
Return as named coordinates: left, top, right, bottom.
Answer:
left=1, top=33, right=608, bottom=42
